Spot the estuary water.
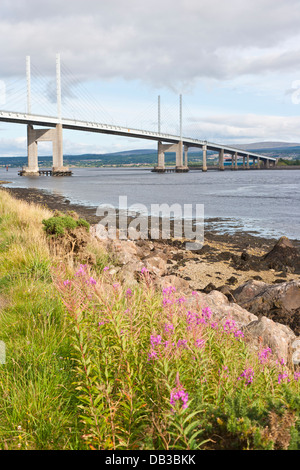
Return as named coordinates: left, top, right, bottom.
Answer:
left=1, top=166, right=299, bottom=240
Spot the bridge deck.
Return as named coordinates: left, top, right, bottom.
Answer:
left=0, top=110, right=276, bottom=163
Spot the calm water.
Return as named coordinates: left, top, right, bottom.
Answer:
left=1, top=167, right=300, bottom=240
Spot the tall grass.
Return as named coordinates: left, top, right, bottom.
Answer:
left=0, top=189, right=299, bottom=450
left=0, top=191, right=81, bottom=449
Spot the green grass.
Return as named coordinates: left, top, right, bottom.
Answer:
left=0, top=191, right=81, bottom=449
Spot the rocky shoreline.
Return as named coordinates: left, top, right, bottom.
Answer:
left=2, top=184, right=300, bottom=365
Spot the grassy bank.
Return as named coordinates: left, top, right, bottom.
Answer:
left=0, top=189, right=299, bottom=450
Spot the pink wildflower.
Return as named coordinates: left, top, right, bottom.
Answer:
left=278, top=371, right=290, bottom=384
left=202, top=307, right=212, bottom=320
left=223, top=318, right=237, bottom=333
left=195, top=338, right=205, bottom=349
left=238, top=367, right=254, bottom=385
left=177, top=339, right=188, bottom=349
left=148, top=349, right=157, bottom=361
left=75, top=264, right=87, bottom=276
left=162, top=286, right=176, bottom=295
left=234, top=330, right=244, bottom=339
left=170, top=373, right=189, bottom=412
left=258, top=347, right=272, bottom=364
left=164, top=323, right=174, bottom=334
left=294, top=372, right=300, bottom=381
left=150, top=335, right=162, bottom=347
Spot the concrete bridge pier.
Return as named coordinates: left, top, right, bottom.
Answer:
left=184, top=145, right=188, bottom=168
left=202, top=144, right=207, bottom=172
left=231, top=152, right=238, bottom=170
left=153, top=141, right=189, bottom=172
left=22, top=124, right=70, bottom=176
left=234, top=152, right=238, bottom=170
left=246, top=154, right=250, bottom=169
left=23, top=124, right=39, bottom=175
left=52, top=123, right=65, bottom=173
left=175, top=141, right=188, bottom=172
left=154, top=141, right=166, bottom=171
left=219, top=148, right=224, bottom=170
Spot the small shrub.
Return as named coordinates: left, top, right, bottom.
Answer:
left=77, top=218, right=90, bottom=231
left=42, top=214, right=90, bottom=236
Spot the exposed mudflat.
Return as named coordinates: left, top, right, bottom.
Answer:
left=2, top=185, right=300, bottom=294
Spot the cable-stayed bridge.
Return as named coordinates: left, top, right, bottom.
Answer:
left=0, top=55, right=276, bottom=175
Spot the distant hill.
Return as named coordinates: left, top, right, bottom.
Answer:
left=231, top=142, right=300, bottom=150
left=2, top=142, right=300, bottom=168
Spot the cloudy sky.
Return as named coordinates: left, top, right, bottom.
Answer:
left=1, top=0, right=300, bottom=156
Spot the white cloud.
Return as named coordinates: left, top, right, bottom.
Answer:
left=1, top=0, right=300, bottom=87
left=1, top=0, right=300, bottom=153
left=186, top=113, right=300, bottom=143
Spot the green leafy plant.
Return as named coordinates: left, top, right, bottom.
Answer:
left=42, top=215, right=90, bottom=236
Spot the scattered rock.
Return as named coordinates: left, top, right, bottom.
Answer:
left=108, top=239, right=139, bottom=266
left=234, top=279, right=300, bottom=335
left=242, top=316, right=297, bottom=363
left=201, top=290, right=258, bottom=329
left=226, top=276, right=238, bottom=285
left=158, top=275, right=191, bottom=293
left=172, top=252, right=184, bottom=261
left=217, top=251, right=232, bottom=261
left=187, top=290, right=299, bottom=364
left=263, top=236, right=300, bottom=273
left=144, top=255, right=167, bottom=276
left=202, top=282, right=217, bottom=294
left=241, top=251, right=251, bottom=262
left=217, top=285, right=236, bottom=302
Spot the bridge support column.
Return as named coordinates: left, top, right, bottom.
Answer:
left=22, top=125, right=39, bottom=175
left=176, top=141, right=188, bottom=171
left=257, top=157, right=260, bottom=168
left=184, top=145, right=188, bottom=168
left=202, top=145, right=207, bottom=172
left=246, top=154, right=250, bottom=169
left=234, top=152, right=238, bottom=170
left=153, top=141, right=188, bottom=173
left=243, top=156, right=246, bottom=169
left=153, top=142, right=166, bottom=172
left=219, top=148, right=224, bottom=171
left=264, top=159, right=270, bottom=169
left=52, top=124, right=65, bottom=173
left=157, top=142, right=165, bottom=170
left=22, top=124, right=70, bottom=176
